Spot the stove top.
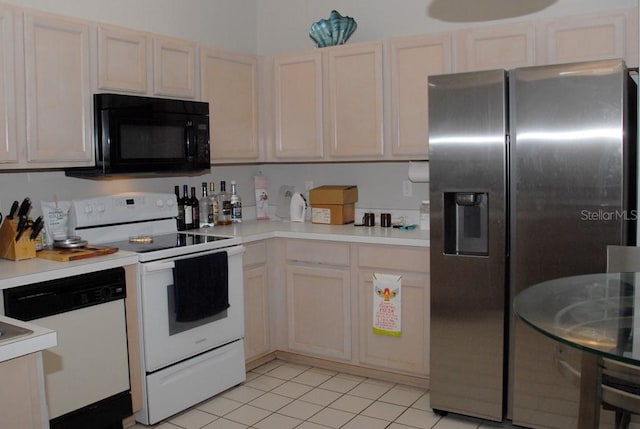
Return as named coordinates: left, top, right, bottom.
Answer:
left=102, top=233, right=233, bottom=254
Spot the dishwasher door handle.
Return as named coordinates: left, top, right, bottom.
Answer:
left=144, top=260, right=176, bottom=273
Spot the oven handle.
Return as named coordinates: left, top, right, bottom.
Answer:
left=142, top=245, right=245, bottom=273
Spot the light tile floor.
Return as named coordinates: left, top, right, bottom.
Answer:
left=129, top=359, right=520, bottom=429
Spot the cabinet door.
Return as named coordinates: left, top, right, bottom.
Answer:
left=97, top=25, right=147, bottom=93
left=201, top=47, right=259, bottom=161
left=23, top=12, right=93, bottom=165
left=0, top=6, right=16, bottom=163
left=286, top=264, right=351, bottom=360
left=244, top=264, right=270, bottom=361
left=153, top=36, right=196, bottom=98
left=389, top=34, right=452, bottom=158
left=0, top=353, right=47, bottom=429
left=273, top=52, right=324, bottom=160
left=536, top=10, right=635, bottom=65
left=326, top=42, right=384, bottom=159
left=243, top=241, right=270, bottom=361
left=456, top=22, right=535, bottom=72
left=358, top=270, right=429, bottom=376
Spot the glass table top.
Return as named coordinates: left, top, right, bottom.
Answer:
left=514, top=272, right=639, bottom=366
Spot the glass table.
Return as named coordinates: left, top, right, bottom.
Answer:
left=514, top=272, right=640, bottom=428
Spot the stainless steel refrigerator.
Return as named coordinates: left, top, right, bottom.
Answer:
left=428, top=59, right=637, bottom=428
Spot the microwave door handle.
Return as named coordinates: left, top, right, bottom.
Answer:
left=185, top=120, right=194, bottom=160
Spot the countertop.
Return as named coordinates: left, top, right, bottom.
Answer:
left=193, top=219, right=430, bottom=247
left=0, top=316, right=56, bottom=363
left=0, top=251, right=139, bottom=290
left=0, top=219, right=427, bottom=360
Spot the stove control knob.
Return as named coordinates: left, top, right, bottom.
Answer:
left=166, top=199, right=174, bottom=207
left=83, top=205, right=93, bottom=214
left=96, top=203, right=106, bottom=213
left=156, top=199, right=165, bottom=207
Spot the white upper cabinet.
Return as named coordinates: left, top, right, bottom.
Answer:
left=388, top=33, right=452, bottom=159
left=0, top=6, right=17, bottom=164
left=536, top=9, right=638, bottom=67
left=97, top=25, right=147, bottom=93
left=456, top=22, right=536, bottom=72
left=23, top=11, right=93, bottom=166
left=201, top=47, right=259, bottom=162
left=326, top=42, right=384, bottom=159
left=153, top=36, right=196, bottom=99
left=272, top=52, right=324, bottom=160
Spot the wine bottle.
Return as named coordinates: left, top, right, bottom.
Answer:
left=183, top=184, right=193, bottom=230
left=217, top=181, right=232, bottom=225
left=175, top=185, right=185, bottom=231
left=190, top=186, right=199, bottom=229
left=230, top=180, right=242, bottom=223
left=208, top=182, right=218, bottom=225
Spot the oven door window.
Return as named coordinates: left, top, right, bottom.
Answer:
left=167, top=284, right=228, bottom=336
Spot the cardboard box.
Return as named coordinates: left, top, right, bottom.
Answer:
left=309, top=186, right=358, bottom=224
left=309, top=185, right=358, bottom=205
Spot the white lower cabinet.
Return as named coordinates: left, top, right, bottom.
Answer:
left=285, top=240, right=351, bottom=361
left=243, top=242, right=270, bottom=361
left=356, top=245, right=430, bottom=376
left=278, top=239, right=430, bottom=379
left=0, top=352, right=48, bottom=429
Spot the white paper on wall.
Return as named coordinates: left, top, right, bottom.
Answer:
left=373, top=273, right=402, bottom=336
left=254, top=175, right=270, bottom=219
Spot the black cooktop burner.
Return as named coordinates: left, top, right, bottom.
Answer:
left=102, top=233, right=231, bottom=253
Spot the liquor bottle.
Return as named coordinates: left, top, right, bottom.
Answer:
left=199, top=182, right=210, bottom=227
left=175, top=185, right=185, bottom=231
left=182, top=184, right=193, bottom=230
left=230, top=180, right=242, bottom=223
left=190, top=186, right=200, bottom=229
left=217, top=181, right=232, bottom=225
left=208, top=182, right=218, bottom=225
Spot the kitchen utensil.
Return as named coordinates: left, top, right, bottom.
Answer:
left=290, top=192, right=307, bottom=222
left=37, top=245, right=117, bottom=261
left=15, top=216, right=28, bottom=241
left=53, top=236, right=88, bottom=248
left=7, top=201, right=18, bottom=219
left=17, top=197, right=31, bottom=218
left=29, top=216, right=43, bottom=240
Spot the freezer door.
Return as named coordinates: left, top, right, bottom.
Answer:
left=510, top=59, right=636, bottom=428
left=428, top=70, right=508, bottom=422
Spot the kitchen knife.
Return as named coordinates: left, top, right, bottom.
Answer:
left=17, top=197, right=31, bottom=218
left=15, top=216, right=28, bottom=241
left=29, top=216, right=43, bottom=240
left=7, top=200, right=18, bottom=219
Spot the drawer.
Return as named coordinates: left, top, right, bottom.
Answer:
left=243, top=241, right=267, bottom=267
left=358, top=245, right=429, bottom=273
left=286, top=240, right=350, bottom=267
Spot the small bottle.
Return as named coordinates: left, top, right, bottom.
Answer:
left=217, top=181, right=232, bottom=225
left=419, top=200, right=430, bottom=230
left=183, top=185, right=193, bottom=230
left=175, top=185, right=185, bottom=231
left=208, top=182, right=218, bottom=225
left=230, top=180, right=242, bottom=223
left=190, top=186, right=200, bottom=229
left=199, top=182, right=210, bottom=227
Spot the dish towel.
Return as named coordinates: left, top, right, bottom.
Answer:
left=173, top=251, right=229, bottom=322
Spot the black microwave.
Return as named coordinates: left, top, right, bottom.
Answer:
left=66, top=93, right=210, bottom=178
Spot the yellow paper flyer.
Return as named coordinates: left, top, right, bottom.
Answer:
left=372, top=273, right=402, bottom=336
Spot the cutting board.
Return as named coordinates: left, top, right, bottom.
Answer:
left=37, top=245, right=118, bottom=262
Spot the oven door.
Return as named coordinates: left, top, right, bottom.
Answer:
left=140, top=245, right=244, bottom=372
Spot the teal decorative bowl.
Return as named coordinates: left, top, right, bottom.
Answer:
left=309, top=10, right=357, bottom=48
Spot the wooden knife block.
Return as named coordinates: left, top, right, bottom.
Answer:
left=0, top=219, right=36, bottom=261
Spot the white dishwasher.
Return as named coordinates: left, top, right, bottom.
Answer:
left=4, top=267, right=132, bottom=429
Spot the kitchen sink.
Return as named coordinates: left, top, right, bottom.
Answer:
left=0, top=321, right=32, bottom=343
